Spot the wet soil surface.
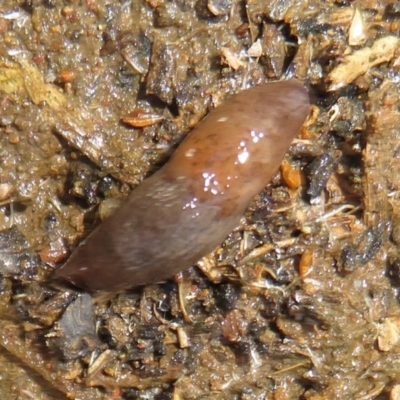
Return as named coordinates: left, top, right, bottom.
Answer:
left=1, top=0, right=400, bottom=399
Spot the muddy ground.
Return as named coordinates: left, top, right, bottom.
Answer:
left=1, top=0, right=400, bottom=399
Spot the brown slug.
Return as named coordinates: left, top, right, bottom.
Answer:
left=56, top=79, right=310, bottom=293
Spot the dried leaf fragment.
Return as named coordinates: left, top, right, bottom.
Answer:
left=348, top=7, right=366, bottom=46
left=328, top=36, right=400, bottom=91
left=19, top=60, right=66, bottom=109
left=377, top=316, right=400, bottom=352
left=0, top=61, right=25, bottom=95
left=0, top=183, right=13, bottom=201
left=247, top=39, right=262, bottom=58
left=221, top=47, right=244, bottom=70
left=0, top=60, right=66, bottom=109
left=390, top=385, right=400, bottom=400
left=48, top=293, right=99, bottom=360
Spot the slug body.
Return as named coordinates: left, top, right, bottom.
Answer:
left=57, top=79, right=310, bottom=292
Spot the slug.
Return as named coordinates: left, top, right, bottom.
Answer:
left=56, top=79, right=310, bottom=293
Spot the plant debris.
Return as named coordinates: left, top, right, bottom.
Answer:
left=1, top=0, right=400, bottom=399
